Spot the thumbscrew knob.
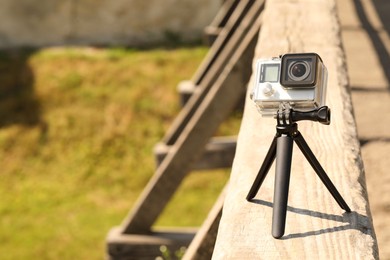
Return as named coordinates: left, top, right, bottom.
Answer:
left=262, top=83, right=274, bottom=97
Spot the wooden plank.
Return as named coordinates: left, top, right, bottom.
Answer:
left=203, top=0, right=240, bottom=45
left=192, top=0, right=259, bottom=85
left=182, top=185, right=226, bottom=260
left=180, top=0, right=245, bottom=116
left=120, top=9, right=263, bottom=235
left=163, top=0, right=263, bottom=145
left=154, top=137, right=236, bottom=170
left=177, top=80, right=195, bottom=106
left=107, top=227, right=195, bottom=260
left=207, top=0, right=239, bottom=30
left=107, top=2, right=263, bottom=258
left=177, top=79, right=245, bottom=109
left=212, top=0, right=379, bottom=259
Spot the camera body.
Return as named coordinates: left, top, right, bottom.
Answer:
left=251, top=53, right=328, bottom=116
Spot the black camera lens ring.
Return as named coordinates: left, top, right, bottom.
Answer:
left=288, top=60, right=311, bottom=81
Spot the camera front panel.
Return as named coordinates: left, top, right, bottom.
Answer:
left=252, top=59, right=316, bottom=108
left=251, top=53, right=327, bottom=116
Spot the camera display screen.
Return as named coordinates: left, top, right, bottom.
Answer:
left=260, top=64, right=279, bottom=83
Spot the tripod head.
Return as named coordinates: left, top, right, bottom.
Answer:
left=276, top=106, right=330, bottom=126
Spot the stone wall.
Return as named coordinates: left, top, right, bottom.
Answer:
left=0, top=0, right=221, bottom=48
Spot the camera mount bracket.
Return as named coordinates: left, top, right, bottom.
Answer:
left=246, top=106, right=351, bottom=239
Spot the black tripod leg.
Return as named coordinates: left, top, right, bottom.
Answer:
left=246, top=134, right=279, bottom=201
left=272, top=135, right=293, bottom=239
left=293, top=131, right=351, bottom=212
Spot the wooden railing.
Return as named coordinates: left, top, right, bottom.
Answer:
left=212, top=0, right=379, bottom=258
left=106, top=1, right=265, bottom=259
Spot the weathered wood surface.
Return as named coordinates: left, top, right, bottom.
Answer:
left=212, top=0, right=379, bottom=259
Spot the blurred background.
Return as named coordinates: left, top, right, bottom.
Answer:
left=0, top=0, right=389, bottom=259
left=0, top=0, right=220, bottom=48
left=0, top=0, right=229, bottom=259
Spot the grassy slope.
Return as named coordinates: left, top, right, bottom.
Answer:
left=0, top=47, right=239, bottom=259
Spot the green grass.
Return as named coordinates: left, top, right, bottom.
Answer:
left=0, top=46, right=239, bottom=259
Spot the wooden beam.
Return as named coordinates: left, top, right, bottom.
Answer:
left=106, top=227, right=195, bottom=259
left=107, top=1, right=265, bottom=258
left=203, top=0, right=240, bottom=45
left=164, top=0, right=262, bottom=146
left=182, top=185, right=226, bottom=260
left=212, top=0, right=379, bottom=258
left=177, top=80, right=195, bottom=107
left=192, top=0, right=255, bottom=87
left=154, top=137, right=236, bottom=171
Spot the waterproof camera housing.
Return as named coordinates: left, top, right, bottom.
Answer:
left=251, top=53, right=328, bottom=116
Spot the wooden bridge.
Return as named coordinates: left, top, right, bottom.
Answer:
left=107, top=0, right=384, bottom=258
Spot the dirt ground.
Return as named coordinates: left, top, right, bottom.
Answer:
left=337, top=0, right=390, bottom=258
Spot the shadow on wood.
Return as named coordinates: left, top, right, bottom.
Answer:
left=212, top=0, right=379, bottom=259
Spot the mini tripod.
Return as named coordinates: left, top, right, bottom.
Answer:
left=246, top=106, right=351, bottom=239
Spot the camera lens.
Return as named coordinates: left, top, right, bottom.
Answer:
left=288, top=61, right=310, bottom=81
left=291, top=63, right=306, bottom=77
